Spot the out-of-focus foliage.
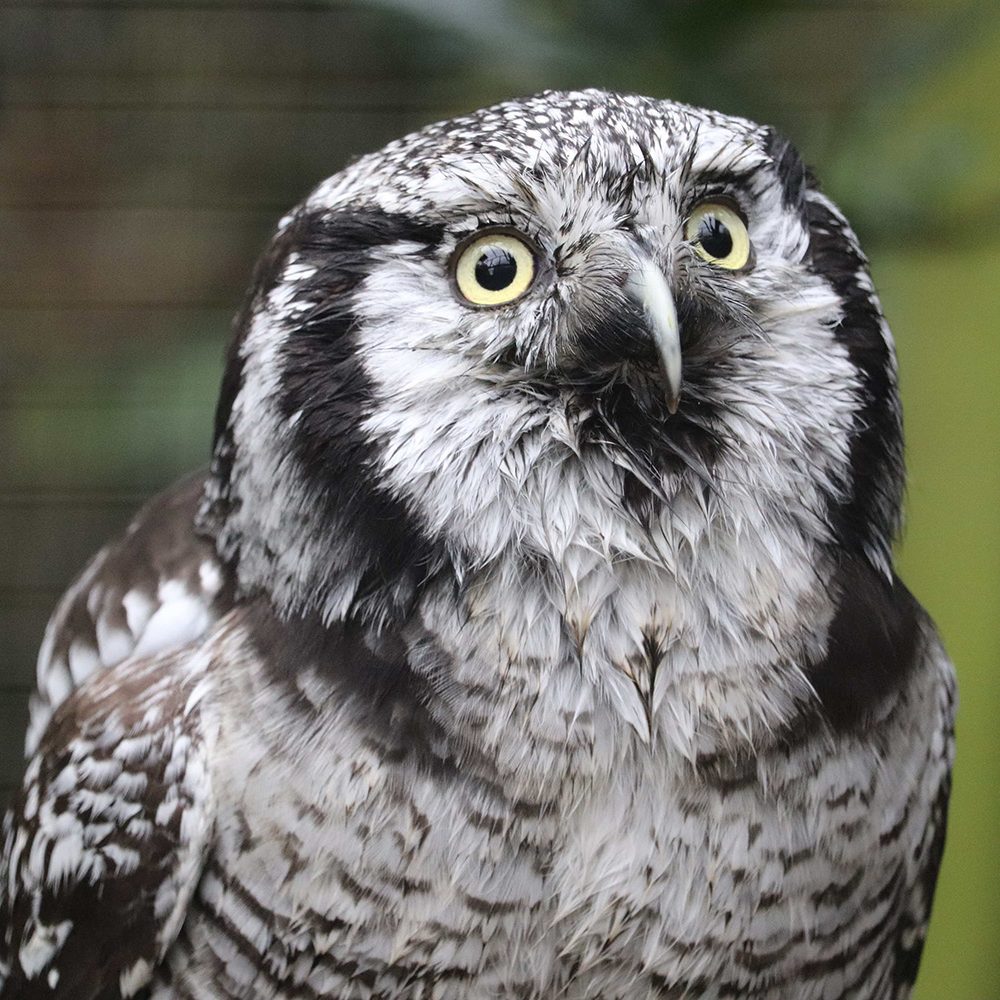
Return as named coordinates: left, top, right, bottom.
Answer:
left=0, top=3, right=996, bottom=997
left=375, top=0, right=996, bottom=245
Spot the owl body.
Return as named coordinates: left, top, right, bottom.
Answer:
left=2, top=90, right=953, bottom=1000
left=158, top=613, right=949, bottom=1000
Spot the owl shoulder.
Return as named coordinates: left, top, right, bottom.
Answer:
left=1, top=644, right=217, bottom=999
left=28, top=470, right=233, bottom=756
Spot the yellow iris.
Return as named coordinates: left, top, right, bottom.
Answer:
left=453, top=232, right=536, bottom=307
left=684, top=201, right=752, bottom=270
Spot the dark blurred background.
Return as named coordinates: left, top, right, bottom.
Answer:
left=1, top=1, right=997, bottom=995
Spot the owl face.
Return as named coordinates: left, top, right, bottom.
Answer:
left=203, top=90, right=903, bottom=632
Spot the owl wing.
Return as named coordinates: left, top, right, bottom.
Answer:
left=27, top=471, right=231, bottom=756
left=891, top=638, right=956, bottom=999
left=1, top=646, right=215, bottom=999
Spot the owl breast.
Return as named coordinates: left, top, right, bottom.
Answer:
left=148, top=596, right=950, bottom=1000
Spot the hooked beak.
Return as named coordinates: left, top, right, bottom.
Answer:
left=624, top=258, right=681, bottom=414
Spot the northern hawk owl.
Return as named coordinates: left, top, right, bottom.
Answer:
left=1, top=90, right=955, bottom=1000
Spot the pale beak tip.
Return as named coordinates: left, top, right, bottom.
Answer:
left=625, top=258, right=683, bottom=416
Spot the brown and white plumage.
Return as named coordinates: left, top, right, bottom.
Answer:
left=2, top=90, right=954, bottom=999
left=26, top=472, right=228, bottom=758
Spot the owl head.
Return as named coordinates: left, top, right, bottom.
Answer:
left=200, top=89, right=903, bottom=645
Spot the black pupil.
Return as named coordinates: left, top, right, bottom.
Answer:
left=697, top=215, right=733, bottom=259
left=474, top=246, right=518, bottom=291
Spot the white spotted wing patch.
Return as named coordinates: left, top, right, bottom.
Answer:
left=28, top=471, right=231, bottom=756
left=1, top=647, right=216, bottom=999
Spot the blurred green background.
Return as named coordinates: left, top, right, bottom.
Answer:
left=0, top=1, right=996, bottom=995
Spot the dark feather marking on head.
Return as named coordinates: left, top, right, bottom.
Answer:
left=199, top=209, right=322, bottom=539
left=808, top=554, right=922, bottom=732
left=555, top=291, right=727, bottom=505
left=570, top=289, right=659, bottom=372
left=277, top=207, right=450, bottom=627
left=804, top=195, right=903, bottom=567
left=689, top=164, right=766, bottom=200
left=202, top=206, right=451, bottom=628
left=761, top=127, right=813, bottom=212
left=584, top=377, right=722, bottom=487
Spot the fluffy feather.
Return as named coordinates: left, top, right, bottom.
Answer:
left=2, top=89, right=953, bottom=1000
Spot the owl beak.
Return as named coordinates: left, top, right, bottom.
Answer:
left=624, top=258, right=682, bottom=414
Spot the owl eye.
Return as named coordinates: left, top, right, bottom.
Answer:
left=684, top=200, right=752, bottom=271
left=452, top=230, right=536, bottom=307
